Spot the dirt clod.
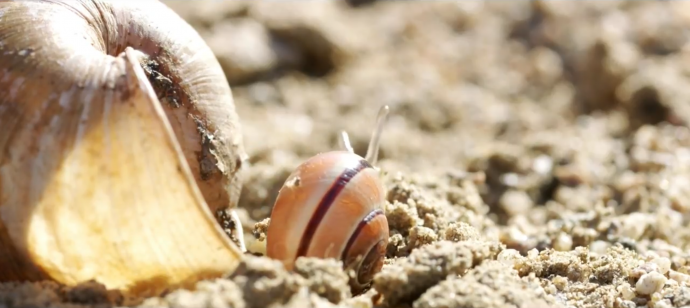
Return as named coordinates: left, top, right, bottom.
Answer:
left=374, top=240, right=504, bottom=306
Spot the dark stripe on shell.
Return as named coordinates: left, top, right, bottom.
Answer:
left=296, top=159, right=371, bottom=258
left=341, top=209, right=384, bottom=261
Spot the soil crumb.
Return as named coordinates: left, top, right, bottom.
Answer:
left=0, top=280, right=128, bottom=308
left=4, top=1, right=690, bottom=308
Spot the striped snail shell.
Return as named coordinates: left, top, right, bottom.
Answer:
left=0, top=0, right=246, bottom=296
left=266, top=106, right=391, bottom=294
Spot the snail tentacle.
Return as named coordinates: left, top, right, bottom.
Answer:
left=364, top=105, right=390, bottom=166
left=339, top=130, right=355, bottom=154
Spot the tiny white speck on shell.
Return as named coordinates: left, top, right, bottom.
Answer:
left=286, top=175, right=301, bottom=188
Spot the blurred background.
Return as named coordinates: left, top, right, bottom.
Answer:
left=162, top=1, right=690, bottom=253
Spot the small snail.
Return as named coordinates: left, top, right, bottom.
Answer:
left=266, top=105, right=391, bottom=294
left=0, top=0, right=246, bottom=296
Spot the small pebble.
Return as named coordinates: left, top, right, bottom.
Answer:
left=651, top=257, right=671, bottom=274
left=589, top=240, right=610, bottom=255
left=552, top=276, right=568, bottom=291
left=619, top=299, right=636, bottom=308
left=553, top=233, right=573, bottom=252
left=502, top=227, right=529, bottom=248
left=532, top=155, right=554, bottom=175
left=650, top=292, right=665, bottom=307
left=669, top=270, right=690, bottom=284
left=636, top=272, right=667, bottom=295
left=653, top=299, right=673, bottom=308
left=497, top=249, right=521, bottom=267
left=499, top=190, right=533, bottom=216
left=618, top=283, right=636, bottom=300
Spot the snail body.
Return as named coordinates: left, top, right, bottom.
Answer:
left=266, top=106, right=391, bottom=294
left=0, top=0, right=245, bottom=296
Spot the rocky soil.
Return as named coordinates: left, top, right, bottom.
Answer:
left=4, top=1, right=690, bottom=308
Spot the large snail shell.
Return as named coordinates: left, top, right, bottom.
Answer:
left=266, top=151, right=389, bottom=294
left=0, top=0, right=244, bottom=296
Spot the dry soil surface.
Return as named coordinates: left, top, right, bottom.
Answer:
left=4, top=1, right=690, bottom=308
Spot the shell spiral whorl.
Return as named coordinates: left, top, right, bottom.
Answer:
left=266, top=106, right=391, bottom=294
left=2, top=0, right=245, bottom=212
left=0, top=0, right=245, bottom=296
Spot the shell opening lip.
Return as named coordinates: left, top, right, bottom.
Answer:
left=351, top=237, right=387, bottom=291
left=341, top=209, right=388, bottom=292
left=340, top=208, right=383, bottom=261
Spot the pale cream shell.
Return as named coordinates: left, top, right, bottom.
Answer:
left=0, top=0, right=244, bottom=296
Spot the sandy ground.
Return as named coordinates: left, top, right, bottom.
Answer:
left=4, top=1, right=690, bottom=308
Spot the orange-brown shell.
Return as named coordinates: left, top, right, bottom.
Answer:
left=266, top=151, right=389, bottom=291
